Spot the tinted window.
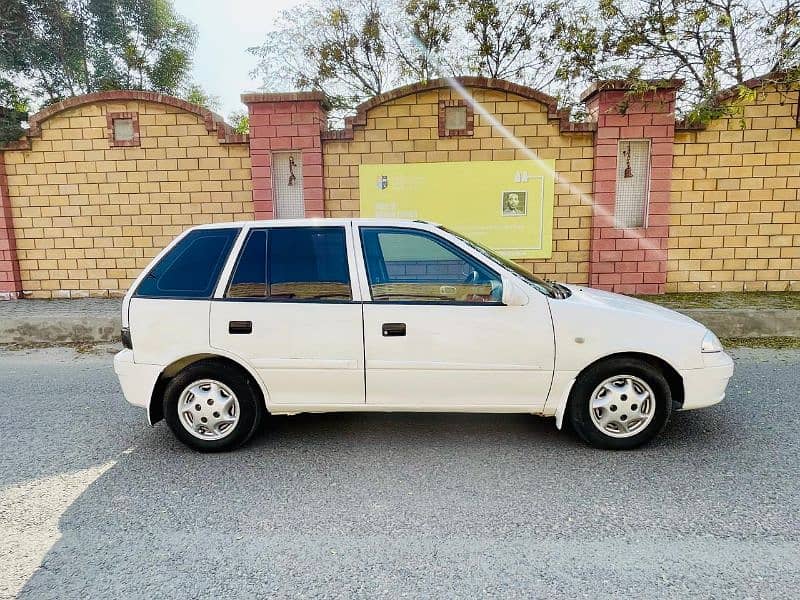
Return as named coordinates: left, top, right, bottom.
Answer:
left=269, top=227, right=351, bottom=301
left=136, top=228, right=239, bottom=298
left=360, top=227, right=502, bottom=303
left=226, top=227, right=351, bottom=301
left=228, top=230, right=267, bottom=298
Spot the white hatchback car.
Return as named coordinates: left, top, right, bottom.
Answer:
left=114, top=219, right=733, bottom=452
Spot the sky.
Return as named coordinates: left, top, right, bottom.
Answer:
left=171, top=0, right=305, bottom=119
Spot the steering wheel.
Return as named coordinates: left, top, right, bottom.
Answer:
left=464, top=270, right=479, bottom=284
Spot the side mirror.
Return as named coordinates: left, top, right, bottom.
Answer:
left=501, top=277, right=529, bottom=306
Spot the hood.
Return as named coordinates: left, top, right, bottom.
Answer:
left=562, top=285, right=703, bottom=329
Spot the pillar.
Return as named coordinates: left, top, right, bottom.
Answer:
left=241, top=92, right=327, bottom=219
left=582, top=80, right=681, bottom=294
left=0, top=152, right=21, bottom=299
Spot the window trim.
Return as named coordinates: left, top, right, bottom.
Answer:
left=221, top=225, right=355, bottom=303
left=107, top=111, right=141, bottom=147
left=358, top=226, right=504, bottom=306
left=438, top=100, right=474, bottom=138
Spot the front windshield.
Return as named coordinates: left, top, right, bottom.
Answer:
left=439, top=226, right=563, bottom=297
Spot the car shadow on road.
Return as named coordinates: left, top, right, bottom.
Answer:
left=15, top=403, right=742, bottom=599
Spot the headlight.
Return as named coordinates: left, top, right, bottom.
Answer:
left=701, top=330, right=723, bottom=353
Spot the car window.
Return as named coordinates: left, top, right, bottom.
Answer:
left=227, top=230, right=267, bottom=298
left=360, top=227, right=502, bottom=303
left=227, top=227, right=351, bottom=301
left=135, top=228, right=239, bottom=299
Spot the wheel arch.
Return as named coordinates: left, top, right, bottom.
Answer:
left=570, top=351, right=684, bottom=410
left=148, top=353, right=269, bottom=425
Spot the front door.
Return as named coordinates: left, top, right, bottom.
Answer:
left=210, top=225, right=365, bottom=407
left=357, top=226, right=554, bottom=409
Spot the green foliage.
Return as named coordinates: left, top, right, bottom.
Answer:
left=558, top=0, right=800, bottom=122
left=0, top=79, right=28, bottom=144
left=228, top=110, right=249, bottom=135
left=249, top=0, right=576, bottom=119
left=183, top=84, right=219, bottom=110
left=0, top=0, right=196, bottom=111
left=462, top=0, right=561, bottom=82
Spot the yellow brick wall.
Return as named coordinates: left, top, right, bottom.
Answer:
left=3, top=100, right=252, bottom=298
left=670, top=88, right=800, bottom=292
left=322, top=87, right=594, bottom=283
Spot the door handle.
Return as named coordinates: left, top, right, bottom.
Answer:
left=229, top=320, right=252, bottom=334
left=382, top=322, right=406, bottom=337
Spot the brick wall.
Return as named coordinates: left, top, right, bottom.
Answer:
left=242, top=92, right=327, bottom=219
left=320, top=79, right=595, bottom=284
left=583, top=83, right=679, bottom=294
left=1, top=78, right=799, bottom=299
left=1, top=92, right=252, bottom=298
left=669, top=86, right=800, bottom=292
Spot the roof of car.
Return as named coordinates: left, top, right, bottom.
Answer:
left=192, top=218, right=439, bottom=229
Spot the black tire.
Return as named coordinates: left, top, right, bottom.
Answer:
left=163, top=360, right=264, bottom=452
left=567, top=357, right=672, bottom=450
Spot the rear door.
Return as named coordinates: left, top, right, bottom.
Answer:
left=356, top=225, right=555, bottom=410
left=210, top=224, right=365, bottom=408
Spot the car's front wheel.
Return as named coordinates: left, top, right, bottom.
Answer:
left=568, top=357, right=672, bottom=450
left=163, top=360, right=263, bottom=452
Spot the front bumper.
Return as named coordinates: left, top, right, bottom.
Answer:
left=678, top=351, right=735, bottom=410
left=113, top=349, right=162, bottom=411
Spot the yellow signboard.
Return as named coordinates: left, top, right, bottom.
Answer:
left=358, top=160, right=554, bottom=259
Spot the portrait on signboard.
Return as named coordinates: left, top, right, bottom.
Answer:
left=502, top=191, right=527, bottom=216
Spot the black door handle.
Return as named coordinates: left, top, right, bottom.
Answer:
left=382, top=322, right=406, bottom=337
left=229, top=320, right=252, bottom=334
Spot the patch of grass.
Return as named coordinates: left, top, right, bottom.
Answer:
left=637, top=291, right=800, bottom=310
left=721, top=336, right=800, bottom=349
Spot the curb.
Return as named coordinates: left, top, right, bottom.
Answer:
left=0, top=315, right=118, bottom=344
left=678, top=308, right=800, bottom=338
left=0, top=308, right=798, bottom=345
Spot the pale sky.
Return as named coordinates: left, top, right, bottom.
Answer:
left=172, top=0, right=305, bottom=119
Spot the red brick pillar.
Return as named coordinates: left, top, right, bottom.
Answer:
left=582, top=81, right=681, bottom=294
left=0, top=152, right=21, bottom=299
left=241, top=92, right=327, bottom=219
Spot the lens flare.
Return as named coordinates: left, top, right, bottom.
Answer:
left=406, top=33, right=662, bottom=272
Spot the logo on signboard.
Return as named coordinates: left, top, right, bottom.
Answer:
left=376, top=175, right=388, bottom=190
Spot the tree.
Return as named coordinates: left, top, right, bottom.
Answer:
left=383, top=0, right=461, bottom=82
left=228, top=110, right=249, bottom=135
left=558, top=0, right=800, bottom=121
left=183, top=83, right=220, bottom=110
left=462, top=0, right=563, bottom=88
left=0, top=0, right=196, bottom=106
left=250, top=0, right=396, bottom=115
left=249, top=0, right=571, bottom=118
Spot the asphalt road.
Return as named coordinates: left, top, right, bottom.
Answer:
left=1, top=346, right=798, bottom=599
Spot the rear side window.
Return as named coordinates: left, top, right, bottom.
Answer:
left=135, top=228, right=239, bottom=299
left=226, top=227, right=351, bottom=301
left=228, top=230, right=267, bottom=298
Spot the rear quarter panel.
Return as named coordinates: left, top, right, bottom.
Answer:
left=129, top=298, right=211, bottom=366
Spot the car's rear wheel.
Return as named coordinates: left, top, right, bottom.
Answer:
left=164, top=360, right=263, bottom=452
left=568, top=357, right=672, bottom=450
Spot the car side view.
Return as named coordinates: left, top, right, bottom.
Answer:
left=114, top=219, right=734, bottom=452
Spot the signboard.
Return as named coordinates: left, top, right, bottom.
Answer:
left=358, top=159, right=555, bottom=259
